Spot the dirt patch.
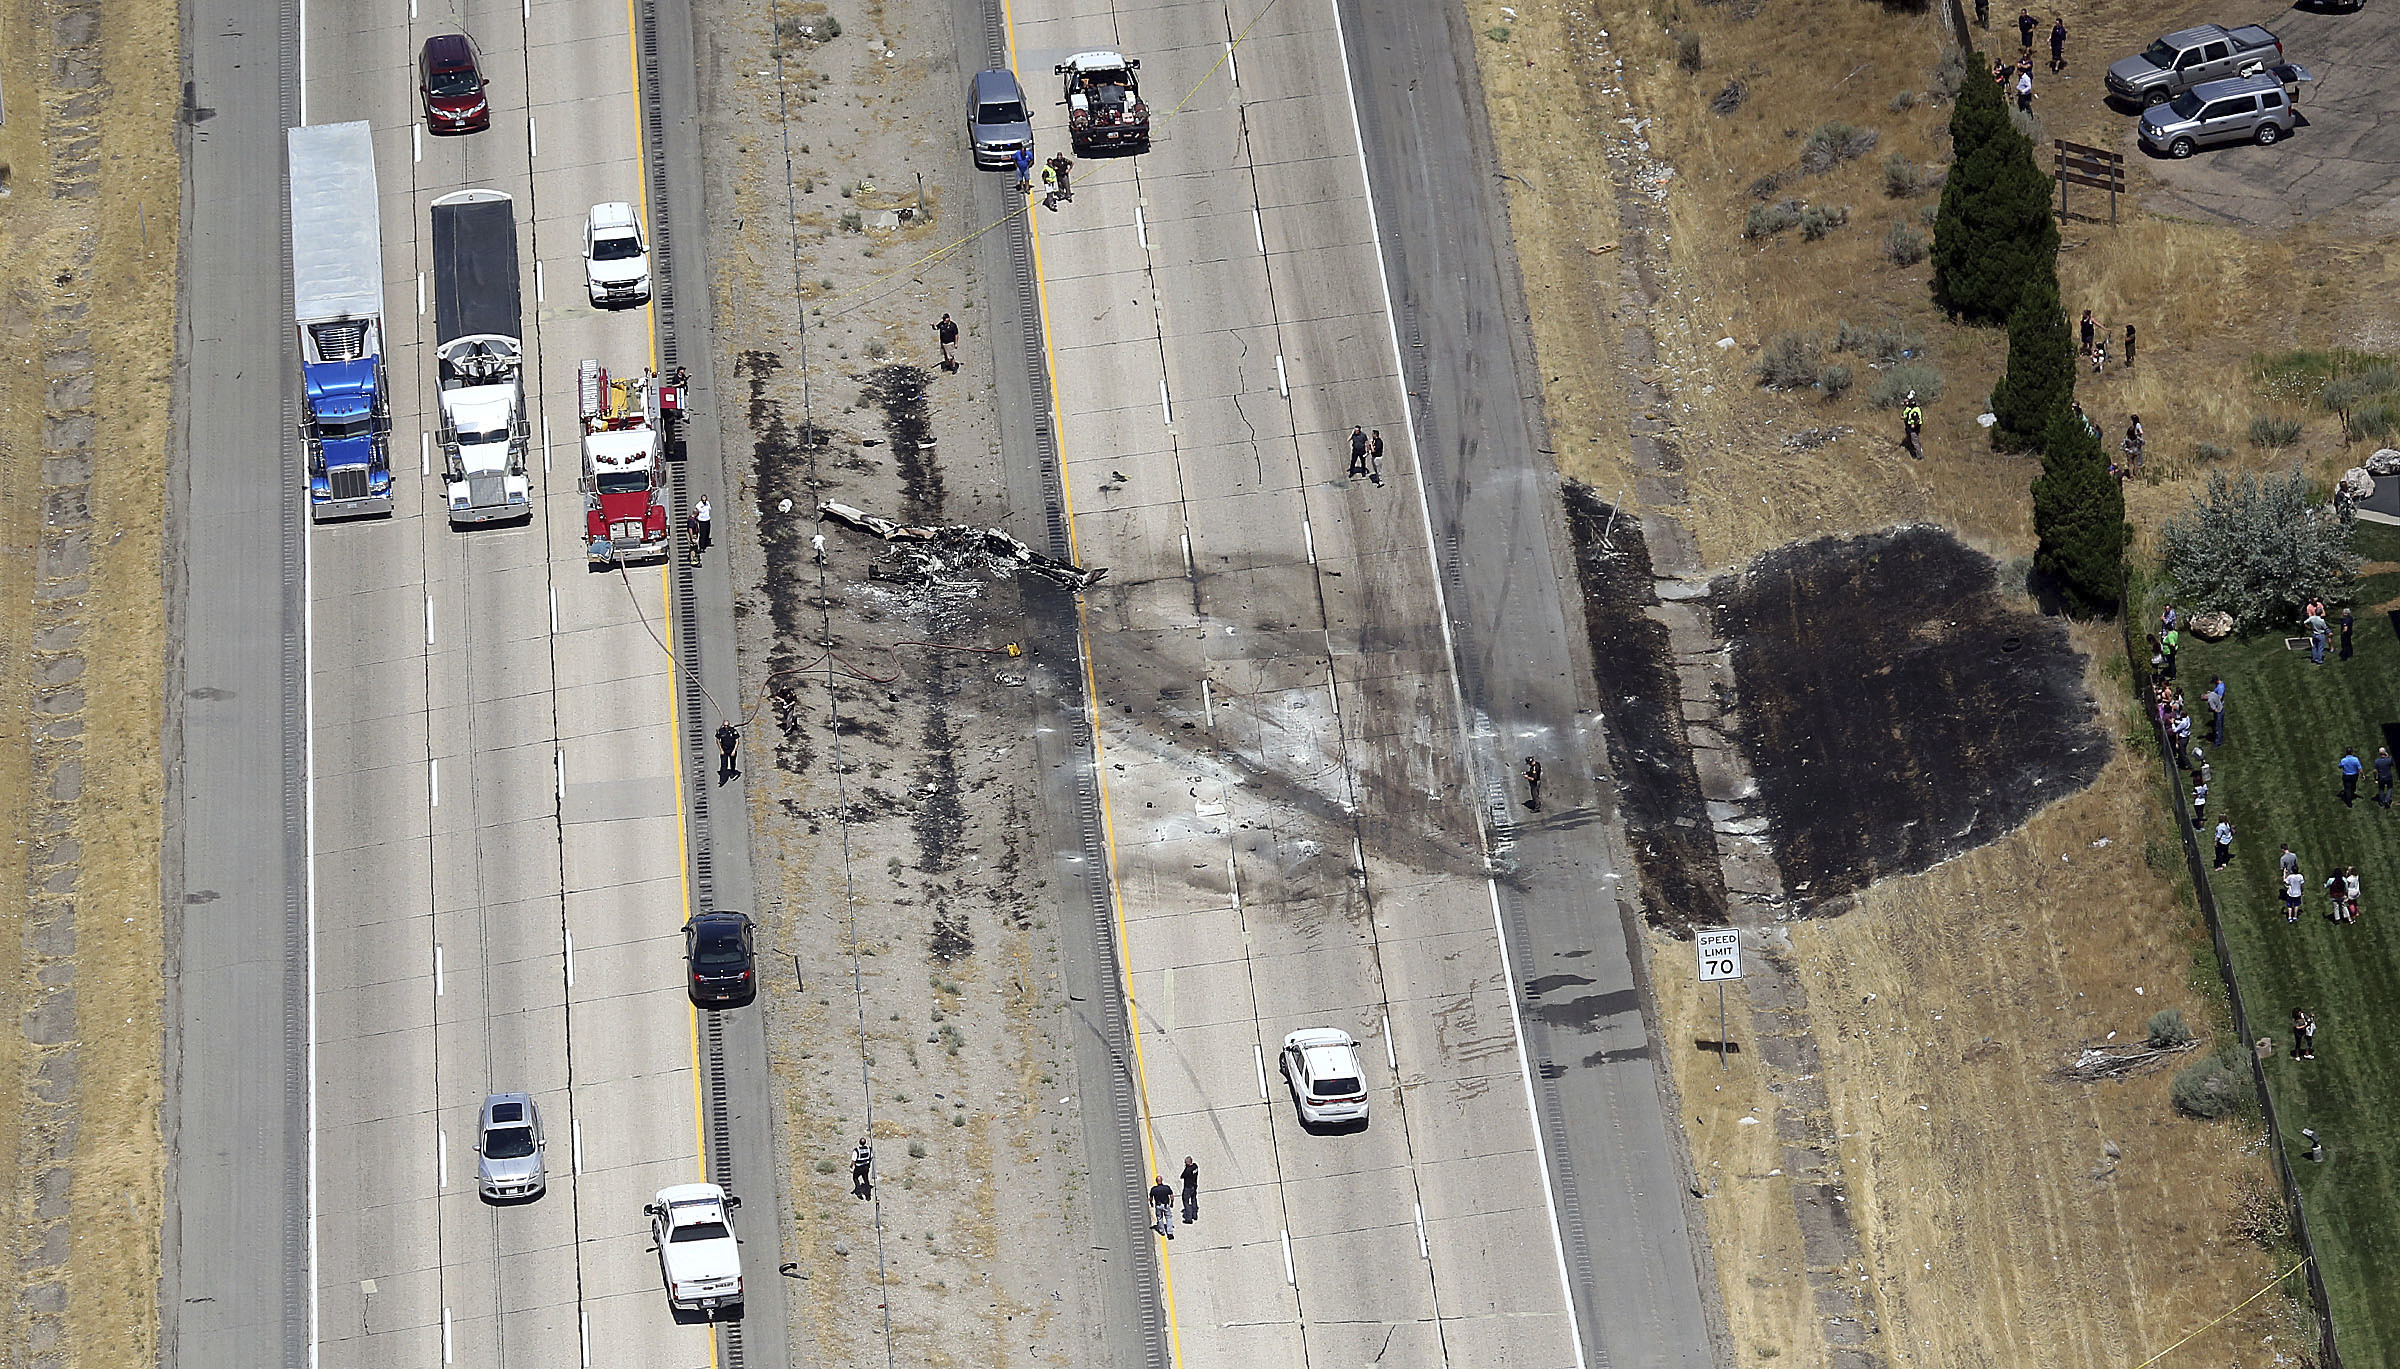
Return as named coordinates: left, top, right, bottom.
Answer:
left=1715, top=526, right=2108, bottom=909
left=698, top=0, right=1107, bottom=1363
left=1562, top=484, right=1730, bottom=935
left=0, top=0, right=177, bottom=1363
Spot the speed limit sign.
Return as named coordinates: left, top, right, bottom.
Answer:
left=1696, top=929, right=1742, bottom=982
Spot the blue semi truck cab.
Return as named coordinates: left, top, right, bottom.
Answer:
left=289, top=122, right=395, bottom=520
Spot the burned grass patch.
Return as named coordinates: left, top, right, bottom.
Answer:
left=1713, top=526, right=2106, bottom=908
left=1562, top=484, right=1730, bottom=936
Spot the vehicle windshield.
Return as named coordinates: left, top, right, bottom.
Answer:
left=458, top=427, right=510, bottom=447
left=1312, top=1074, right=1362, bottom=1097
left=483, top=1125, right=536, bottom=1160
left=977, top=101, right=1026, bottom=124
left=2141, top=39, right=2178, bottom=68
left=693, top=926, right=747, bottom=967
left=596, top=471, right=649, bottom=494
left=591, top=234, right=643, bottom=261
left=2167, top=91, right=2205, bottom=118
left=319, top=415, right=372, bottom=440
left=671, top=1219, right=730, bottom=1242
left=428, top=67, right=481, bottom=98
left=1087, top=68, right=1130, bottom=87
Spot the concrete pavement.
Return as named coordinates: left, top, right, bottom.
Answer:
left=1013, top=0, right=1588, bottom=1364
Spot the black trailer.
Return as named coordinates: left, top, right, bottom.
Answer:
left=431, top=189, right=521, bottom=348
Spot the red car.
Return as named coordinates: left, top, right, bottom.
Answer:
left=419, top=34, right=490, bottom=134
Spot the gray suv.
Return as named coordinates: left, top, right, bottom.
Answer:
left=968, top=68, right=1032, bottom=169
left=474, top=1093, right=546, bottom=1201
left=2138, top=70, right=2298, bottom=158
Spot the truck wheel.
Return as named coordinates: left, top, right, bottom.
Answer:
left=2169, top=136, right=2196, bottom=158
left=2144, top=88, right=2170, bottom=107
left=2255, top=122, right=2282, bottom=145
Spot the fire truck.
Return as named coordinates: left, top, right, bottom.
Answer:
left=579, top=360, right=680, bottom=564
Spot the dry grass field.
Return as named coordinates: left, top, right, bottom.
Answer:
left=1463, top=0, right=2375, bottom=1360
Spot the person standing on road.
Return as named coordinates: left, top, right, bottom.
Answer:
left=2049, top=17, right=2067, bottom=73
left=1523, top=757, right=1544, bottom=811
left=1367, top=430, right=1386, bottom=486
left=1149, top=1176, right=1176, bottom=1238
left=1180, top=1157, right=1200, bottom=1224
left=2340, top=748, right=2363, bottom=804
left=716, top=721, right=741, bottom=781
left=852, top=1139, right=875, bottom=1198
left=1039, top=157, right=1060, bottom=209
left=1348, top=426, right=1370, bottom=479
left=691, top=496, right=713, bottom=558
left=2283, top=867, right=2305, bottom=924
left=2339, top=604, right=2354, bottom=659
left=2376, top=747, right=2395, bottom=807
left=935, top=313, right=960, bottom=372
left=2213, top=818, right=2234, bottom=869
left=1049, top=152, right=1074, bottom=202
left=1013, top=144, right=1035, bottom=195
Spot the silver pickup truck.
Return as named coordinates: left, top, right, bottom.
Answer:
left=2107, top=24, right=2283, bottom=106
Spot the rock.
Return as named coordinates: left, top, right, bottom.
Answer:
left=2339, top=467, right=2376, bottom=504
left=2188, top=610, right=2235, bottom=641
left=2366, top=447, right=2400, bottom=477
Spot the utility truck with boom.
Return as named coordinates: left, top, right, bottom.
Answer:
left=431, top=189, right=533, bottom=524
left=287, top=121, right=393, bottom=519
left=578, top=360, right=680, bottom=564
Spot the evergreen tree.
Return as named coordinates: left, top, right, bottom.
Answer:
left=2032, top=403, right=2126, bottom=618
left=1989, top=273, right=2075, bottom=452
left=1931, top=73, right=2060, bottom=324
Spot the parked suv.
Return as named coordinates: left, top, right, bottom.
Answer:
left=419, top=34, right=491, bottom=134
left=2139, top=71, right=2296, bottom=158
left=684, top=911, right=757, bottom=1007
left=583, top=202, right=651, bottom=307
left=967, top=68, right=1033, bottom=169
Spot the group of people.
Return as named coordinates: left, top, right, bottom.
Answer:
left=1985, top=15, right=2068, bottom=112
left=1347, top=426, right=1388, bottom=485
left=1011, top=147, right=1077, bottom=210
left=2079, top=311, right=2137, bottom=374
left=2278, top=844, right=2364, bottom=926
left=2302, top=595, right=2354, bottom=666
left=1148, top=1158, right=1202, bottom=1237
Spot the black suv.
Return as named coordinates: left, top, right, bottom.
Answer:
left=684, top=912, right=757, bottom=1007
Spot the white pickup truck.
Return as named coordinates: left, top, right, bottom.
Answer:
left=646, top=1183, right=744, bottom=1315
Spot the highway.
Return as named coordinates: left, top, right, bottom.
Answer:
left=172, top=0, right=779, bottom=1361
left=170, top=0, right=1717, bottom=1361
left=1011, top=0, right=1718, bottom=1364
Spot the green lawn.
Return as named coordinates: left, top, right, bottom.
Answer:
left=2177, top=520, right=2400, bottom=1364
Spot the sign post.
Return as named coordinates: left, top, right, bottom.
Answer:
left=2053, top=138, right=2126, bottom=225
left=1696, top=928, right=1742, bottom=1070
